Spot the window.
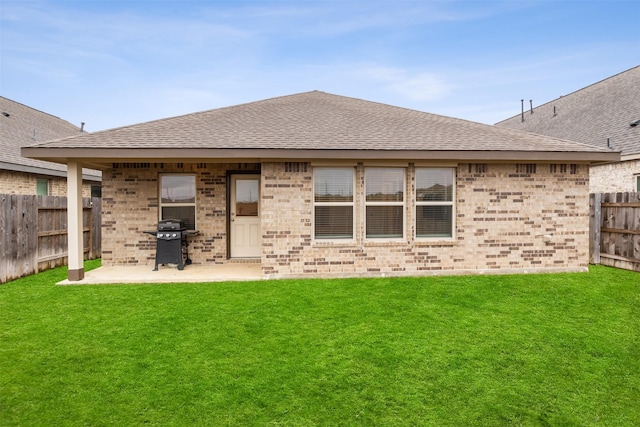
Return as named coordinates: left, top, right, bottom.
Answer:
left=313, top=168, right=354, bottom=239
left=637, top=175, right=640, bottom=192
left=159, top=174, right=196, bottom=229
left=365, top=168, right=404, bottom=239
left=416, top=168, right=454, bottom=238
left=36, top=178, right=49, bottom=196
left=91, top=185, right=102, bottom=198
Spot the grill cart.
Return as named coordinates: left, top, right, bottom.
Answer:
left=144, top=219, right=198, bottom=271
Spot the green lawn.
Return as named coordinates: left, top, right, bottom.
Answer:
left=1, top=262, right=638, bottom=426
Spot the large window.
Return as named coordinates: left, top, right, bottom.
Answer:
left=314, top=168, right=354, bottom=239
left=365, top=168, right=404, bottom=239
left=159, top=174, right=196, bottom=229
left=415, top=168, right=454, bottom=238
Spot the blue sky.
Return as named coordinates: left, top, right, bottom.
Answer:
left=1, top=0, right=638, bottom=132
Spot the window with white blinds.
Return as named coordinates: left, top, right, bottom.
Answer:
left=159, top=174, right=196, bottom=230
left=313, top=168, right=354, bottom=239
left=365, top=168, right=405, bottom=239
left=415, top=168, right=454, bottom=238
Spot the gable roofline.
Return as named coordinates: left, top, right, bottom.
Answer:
left=495, top=66, right=640, bottom=156
left=496, top=65, right=640, bottom=124
left=1, top=96, right=102, bottom=178
left=0, top=96, right=79, bottom=128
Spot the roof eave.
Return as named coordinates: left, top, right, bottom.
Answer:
left=21, top=147, right=620, bottom=166
left=0, top=160, right=102, bottom=181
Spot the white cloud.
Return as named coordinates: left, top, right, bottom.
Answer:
left=352, top=66, right=453, bottom=101
left=1, top=0, right=637, bottom=131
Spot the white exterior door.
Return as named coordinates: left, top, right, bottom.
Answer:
left=230, top=175, right=261, bottom=258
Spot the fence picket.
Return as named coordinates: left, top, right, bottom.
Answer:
left=0, top=194, right=101, bottom=283
left=590, top=191, right=640, bottom=272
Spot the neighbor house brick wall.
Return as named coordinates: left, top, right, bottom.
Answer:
left=0, top=170, right=94, bottom=196
left=260, top=162, right=590, bottom=278
left=590, top=159, right=640, bottom=193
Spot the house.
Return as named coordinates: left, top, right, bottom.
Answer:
left=22, top=91, right=618, bottom=281
left=495, top=66, right=640, bottom=193
left=0, top=96, right=101, bottom=196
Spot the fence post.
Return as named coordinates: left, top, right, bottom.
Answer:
left=590, top=192, right=601, bottom=265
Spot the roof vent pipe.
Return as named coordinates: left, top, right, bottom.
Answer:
left=530, top=100, right=533, bottom=114
left=521, top=99, right=524, bottom=122
left=80, top=122, right=85, bottom=132
left=607, top=138, right=611, bottom=149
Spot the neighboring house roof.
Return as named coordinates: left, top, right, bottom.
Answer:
left=495, top=65, right=640, bottom=159
left=0, top=96, right=101, bottom=180
left=23, top=91, right=618, bottom=167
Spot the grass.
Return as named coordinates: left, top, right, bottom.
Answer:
left=0, top=262, right=639, bottom=426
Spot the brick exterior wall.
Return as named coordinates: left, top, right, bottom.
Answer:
left=590, top=159, right=640, bottom=193
left=261, top=162, right=590, bottom=278
left=101, top=161, right=590, bottom=277
left=102, top=163, right=240, bottom=266
left=0, top=170, right=95, bottom=197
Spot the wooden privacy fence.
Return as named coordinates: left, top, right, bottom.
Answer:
left=0, top=194, right=101, bottom=283
left=590, top=192, right=640, bottom=272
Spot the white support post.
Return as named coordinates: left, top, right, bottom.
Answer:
left=67, top=161, right=84, bottom=281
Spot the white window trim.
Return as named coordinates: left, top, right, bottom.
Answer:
left=364, top=167, right=406, bottom=241
left=159, top=173, right=197, bottom=229
left=415, top=167, right=456, bottom=241
left=312, top=167, right=356, bottom=242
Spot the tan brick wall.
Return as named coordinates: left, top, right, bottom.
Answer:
left=101, top=163, right=241, bottom=266
left=261, top=162, right=590, bottom=278
left=0, top=170, right=95, bottom=197
left=590, top=160, right=640, bottom=193
left=101, top=161, right=590, bottom=278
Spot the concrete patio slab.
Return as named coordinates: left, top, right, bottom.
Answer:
left=57, top=263, right=263, bottom=285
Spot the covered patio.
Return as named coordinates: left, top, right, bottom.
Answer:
left=58, top=262, right=263, bottom=285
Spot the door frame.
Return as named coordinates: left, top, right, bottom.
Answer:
left=226, top=171, right=261, bottom=259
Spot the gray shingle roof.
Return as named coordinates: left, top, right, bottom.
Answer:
left=496, top=66, right=640, bottom=157
left=0, top=96, right=101, bottom=178
left=25, top=91, right=614, bottom=162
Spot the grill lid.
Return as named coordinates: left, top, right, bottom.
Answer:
left=158, top=219, right=186, bottom=231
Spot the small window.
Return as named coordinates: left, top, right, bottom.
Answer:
left=313, top=168, right=354, bottom=240
left=91, top=185, right=102, bottom=198
left=636, top=175, right=640, bottom=192
left=365, top=168, right=404, bottom=239
left=36, top=178, right=49, bottom=196
left=159, top=174, right=196, bottom=229
left=416, top=168, right=455, bottom=238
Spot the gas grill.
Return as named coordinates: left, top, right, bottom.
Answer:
left=144, top=219, right=198, bottom=271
